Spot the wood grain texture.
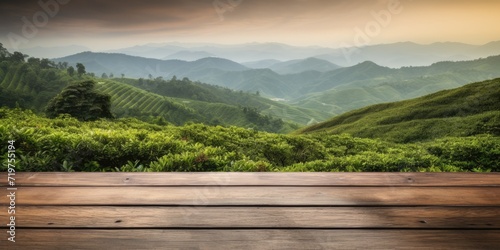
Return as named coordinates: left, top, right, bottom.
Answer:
left=1, top=173, right=498, bottom=249
left=1, top=230, right=499, bottom=250
left=5, top=206, right=499, bottom=229
left=4, top=186, right=499, bottom=206
left=2, top=172, right=499, bottom=187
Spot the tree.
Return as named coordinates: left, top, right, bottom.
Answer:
left=45, top=80, right=113, bottom=121
left=28, top=57, right=41, bottom=66
left=0, top=43, right=10, bottom=59
left=67, top=66, right=75, bottom=77
left=10, top=52, right=27, bottom=63
left=76, top=63, right=86, bottom=76
left=101, top=73, right=108, bottom=79
left=40, top=58, right=54, bottom=69
left=55, top=61, right=68, bottom=69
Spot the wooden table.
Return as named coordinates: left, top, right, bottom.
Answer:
left=1, top=172, right=499, bottom=249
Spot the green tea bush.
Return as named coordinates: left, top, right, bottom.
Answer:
left=0, top=108, right=498, bottom=172
left=425, top=135, right=500, bottom=171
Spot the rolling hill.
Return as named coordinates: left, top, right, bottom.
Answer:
left=163, top=50, right=215, bottom=61
left=292, top=55, right=500, bottom=116
left=113, top=77, right=332, bottom=126
left=52, top=52, right=248, bottom=79
left=242, top=59, right=282, bottom=69
left=269, top=57, right=341, bottom=74
left=54, top=52, right=500, bottom=121
left=0, top=51, right=331, bottom=131
left=298, top=78, right=500, bottom=143
left=101, top=41, right=500, bottom=67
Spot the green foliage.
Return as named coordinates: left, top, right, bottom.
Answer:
left=117, top=76, right=330, bottom=127
left=67, top=66, right=75, bottom=77
left=0, top=43, right=10, bottom=59
left=0, top=50, right=326, bottom=131
left=424, top=136, right=500, bottom=172
left=299, top=78, right=500, bottom=143
left=46, top=80, right=113, bottom=121
left=96, top=78, right=294, bottom=133
left=0, top=54, right=77, bottom=111
left=76, top=63, right=86, bottom=76
left=0, top=108, right=497, bottom=172
left=294, top=56, right=500, bottom=116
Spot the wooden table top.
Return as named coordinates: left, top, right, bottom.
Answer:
left=1, top=172, right=499, bottom=249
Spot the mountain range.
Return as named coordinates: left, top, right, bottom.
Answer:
left=104, top=41, right=500, bottom=67
left=15, top=41, right=499, bottom=67
left=0, top=51, right=331, bottom=129
left=54, top=51, right=500, bottom=118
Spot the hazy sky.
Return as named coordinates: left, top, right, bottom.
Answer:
left=1, top=0, right=499, bottom=50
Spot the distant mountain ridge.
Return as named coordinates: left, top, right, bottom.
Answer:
left=104, top=41, right=500, bottom=67
left=14, top=45, right=91, bottom=59
left=163, top=50, right=215, bottom=61
left=269, top=57, right=341, bottom=74
left=19, top=41, right=500, bottom=68
left=53, top=52, right=248, bottom=79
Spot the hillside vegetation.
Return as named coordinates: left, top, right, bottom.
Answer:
left=299, top=78, right=500, bottom=143
left=2, top=44, right=499, bottom=173
left=293, top=56, right=500, bottom=115
left=0, top=48, right=329, bottom=131
left=114, top=77, right=331, bottom=125
left=56, top=52, right=500, bottom=118
left=1, top=107, right=498, bottom=172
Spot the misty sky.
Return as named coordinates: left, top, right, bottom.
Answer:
left=1, top=0, right=499, bottom=50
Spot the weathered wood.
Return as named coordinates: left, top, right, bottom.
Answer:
left=2, top=172, right=499, bottom=187
left=2, top=230, right=499, bottom=250
left=1, top=173, right=498, bottom=249
left=4, top=186, right=499, bottom=206
left=6, top=206, right=499, bottom=229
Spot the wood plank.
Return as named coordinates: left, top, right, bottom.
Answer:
left=4, top=186, right=500, bottom=206
left=2, top=230, right=499, bottom=249
left=2, top=172, right=499, bottom=187
left=4, top=206, right=499, bottom=229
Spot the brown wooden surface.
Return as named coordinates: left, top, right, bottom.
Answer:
left=0, top=172, right=499, bottom=249
left=7, top=206, right=500, bottom=229
left=4, top=186, right=499, bottom=206
left=1, top=230, right=499, bottom=250
left=3, top=172, right=500, bottom=187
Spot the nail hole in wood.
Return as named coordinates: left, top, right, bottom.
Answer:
left=115, top=220, right=122, bottom=223
left=419, top=220, right=427, bottom=224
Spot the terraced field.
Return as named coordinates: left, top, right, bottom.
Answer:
left=95, top=80, right=197, bottom=124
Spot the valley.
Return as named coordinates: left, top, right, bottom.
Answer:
left=53, top=50, right=500, bottom=119
left=1, top=41, right=499, bottom=172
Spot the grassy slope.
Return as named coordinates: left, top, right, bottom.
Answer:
left=95, top=79, right=298, bottom=132
left=114, top=78, right=331, bottom=125
left=0, top=57, right=323, bottom=131
left=298, top=78, right=500, bottom=143
left=2, top=107, right=498, bottom=172
left=293, top=56, right=500, bottom=116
